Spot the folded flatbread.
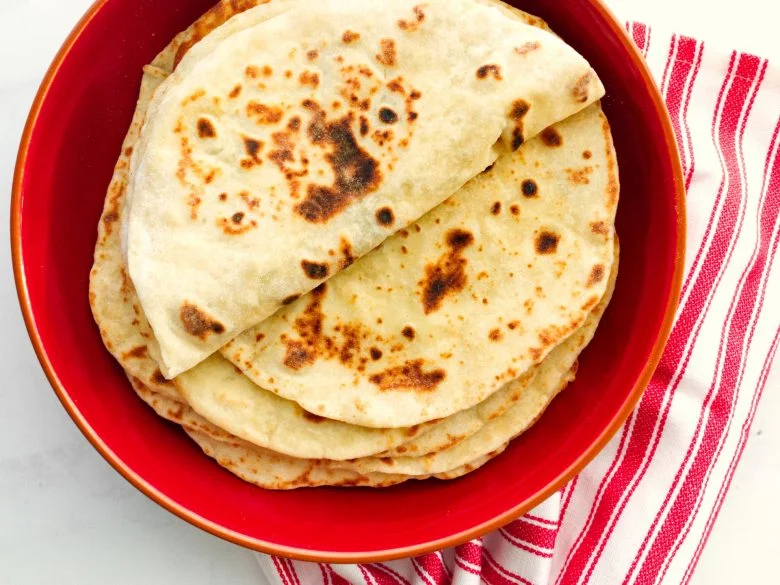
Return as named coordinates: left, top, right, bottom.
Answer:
left=123, top=0, right=605, bottom=377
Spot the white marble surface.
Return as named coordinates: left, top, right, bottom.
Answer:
left=0, top=1, right=777, bottom=584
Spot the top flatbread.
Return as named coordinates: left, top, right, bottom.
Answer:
left=123, top=0, right=604, bottom=377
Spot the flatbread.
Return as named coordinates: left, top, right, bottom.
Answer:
left=334, top=252, right=616, bottom=476
left=184, top=429, right=507, bottom=489
left=224, top=103, right=618, bottom=428
left=128, top=378, right=406, bottom=488
left=179, top=352, right=531, bottom=459
left=123, top=0, right=605, bottom=377
left=90, top=0, right=610, bottom=461
left=129, top=372, right=507, bottom=488
left=167, top=251, right=615, bottom=487
left=174, top=354, right=438, bottom=459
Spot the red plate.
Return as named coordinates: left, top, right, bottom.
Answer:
left=11, top=0, right=684, bottom=562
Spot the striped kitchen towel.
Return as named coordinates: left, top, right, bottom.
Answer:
left=256, top=22, right=780, bottom=585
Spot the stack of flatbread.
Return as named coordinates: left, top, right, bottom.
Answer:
left=90, top=0, right=619, bottom=489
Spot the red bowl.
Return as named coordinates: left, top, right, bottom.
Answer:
left=11, top=0, right=684, bottom=562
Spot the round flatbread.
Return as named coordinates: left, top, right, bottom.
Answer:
left=225, top=103, right=618, bottom=427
